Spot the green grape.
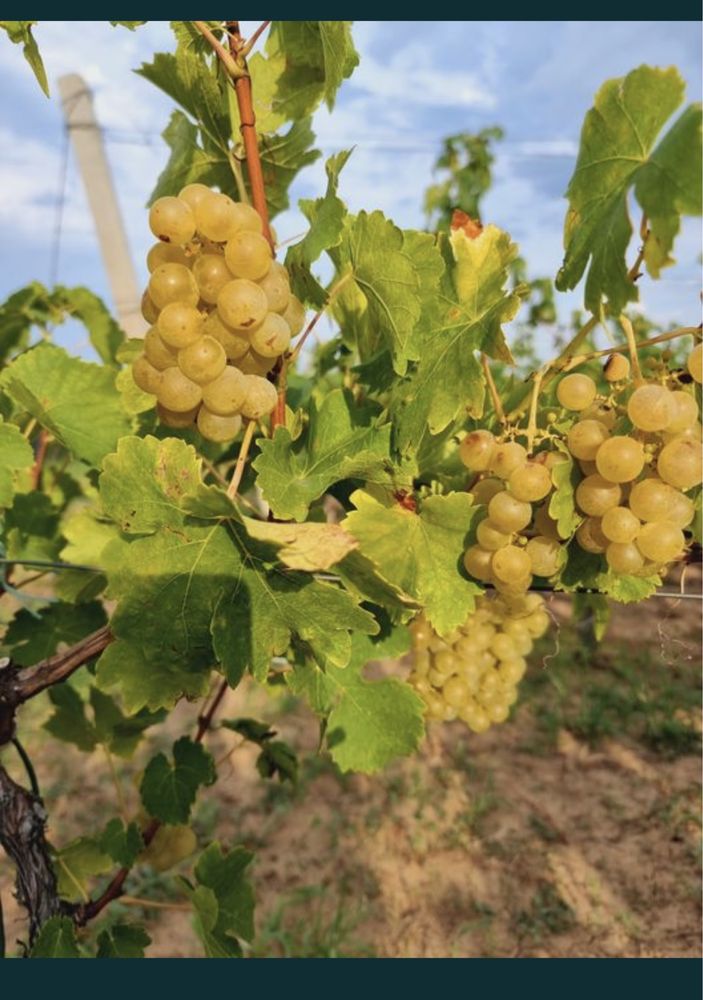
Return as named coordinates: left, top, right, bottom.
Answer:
left=657, top=437, right=702, bottom=490
left=459, top=430, right=495, bottom=471
left=575, top=517, right=609, bottom=554
left=194, top=191, right=241, bottom=242
left=566, top=419, right=610, bottom=461
left=664, top=422, right=702, bottom=443
left=524, top=609, right=550, bottom=638
left=575, top=473, right=622, bottom=516
left=579, top=460, right=598, bottom=476
left=157, top=302, right=204, bottom=349
left=463, top=545, right=493, bottom=581
left=491, top=545, right=532, bottom=583
left=666, top=391, right=699, bottom=434
left=144, top=326, right=178, bottom=370
left=257, top=261, right=290, bottom=313
left=147, top=242, right=190, bottom=272
left=157, top=403, right=199, bottom=428
left=149, top=196, right=196, bottom=245
left=471, top=477, right=503, bottom=505
left=249, top=312, right=291, bottom=358
left=132, top=354, right=162, bottom=394
left=192, top=253, right=234, bottom=305
left=479, top=669, right=501, bottom=698
left=533, top=503, right=560, bottom=540
left=603, top=353, right=630, bottom=382
left=487, top=491, right=532, bottom=532
left=240, top=374, right=278, bottom=420
left=595, top=436, right=645, bottom=483
left=422, top=690, right=446, bottom=720
left=201, top=366, right=248, bottom=415
left=667, top=490, right=695, bottom=529
left=178, top=336, right=227, bottom=385
left=197, top=407, right=243, bottom=443
left=627, top=384, right=675, bottom=431
left=281, top=295, right=306, bottom=337
left=508, top=462, right=552, bottom=502
left=627, top=478, right=671, bottom=522
left=224, top=231, right=272, bottom=281
left=433, top=650, right=455, bottom=675
left=238, top=350, right=275, bottom=376
left=489, top=440, right=527, bottom=479
left=148, top=263, right=199, bottom=309
left=556, top=372, right=597, bottom=411
left=177, top=182, right=212, bottom=213
left=687, top=342, right=702, bottom=384
left=490, top=633, right=517, bottom=660
left=500, top=657, right=527, bottom=685
left=605, top=542, right=644, bottom=574
left=157, top=367, right=203, bottom=412
left=486, top=702, right=510, bottom=724
left=601, top=506, right=640, bottom=543
left=141, top=290, right=159, bottom=324
left=534, top=450, right=568, bottom=471
left=476, top=519, right=511, bottom=550
left=217, top=278, right=268, bottom=332
left=470, top=623, right=496, bottom=650
left=525, top=536, right=564, bottom=576
left=203, top=312, right=250, bottom=361
left=636, top=521, right=685, bottom=562
left=462, top=704, right=491, bottom=733
left=581, top=402, right=617, bottom=429
left=230, top=201, right=264, bottom=234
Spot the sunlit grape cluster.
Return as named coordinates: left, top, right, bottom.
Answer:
left=460, top=341, right=701, bottom=588
left=408, top=593, right=550, bottom=732
left=131, top=184, right=306, bottom=441
left=560, top=344, right=701, bottom=575
left=460, top=434, right=565, bottom=593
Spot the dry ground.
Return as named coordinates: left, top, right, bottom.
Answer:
left=1, top=586, right=701, bottom=958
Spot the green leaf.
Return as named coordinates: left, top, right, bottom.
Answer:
left=100, top=435, right=203, bottom=533
left=253, top=388, right=393, bottom=521
left=191, top=885, right=240, bottom=958
left=0, top=344, right=132, bottom=467
left=44, top=684, right=98, bottom=753
left=392, top=225, right=523, bottom=451
left=286, top=150, right=352, bottom=306
left=0, top=419, right=33, bottom=507
left=222, top=718, right=298, bottom=783
left=98, top=819, right=143, bottom=868
left=149, top=111, right=232, bottom=203
left=595, top=570, right=661, bottom=603
left=343, top=490, right=482, bottom=637
left=140, top=737, right=216, bottom=824
left=96, top=923, right=151, bottom=959
left=54, top=837, right=113, bottom=903
left=64, top=286, right=124, bottom=365
left=0, top=21, right=49, bottom=96
left=269, top=21, right=358, bottom=114
left=90, top=688, right=164, bottom=758
left=256, top=118, right=320, bottom=218
left=242, top=517, right=357, bottom=571
left=30, top=917, right=80, bottom=958
left=573, top=592, right=610, bottom=641
left=110, top=20, right=146, bottom=30
left=194, top=843, right=255, bottom=945
left=548, top=447, right=581, bottom=539
left=211, top=528, right=378, bottom=684
left=4, top=601, right=106, bottom=667
left=556, top=65, right=700, bottom=313
left=3, top=491, right=60, bottom=562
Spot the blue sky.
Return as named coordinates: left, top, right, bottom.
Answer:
left=0, top=20, right=700, bottom=358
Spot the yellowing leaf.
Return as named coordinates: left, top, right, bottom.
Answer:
left=242, top=518, right=357, bottom=571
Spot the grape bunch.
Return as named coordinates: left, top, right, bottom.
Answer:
left=131, top=184, right=306, bottom=442
left=560, top=344, right=701, bottom=576
left=460, top=433, right=564, bottom=593
left=407, top=593, right=550, bottom=732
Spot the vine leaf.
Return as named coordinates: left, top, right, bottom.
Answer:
left=343, top=490, right=482, bottom=638
left=98, top=819, right=144, bottom=868
left=242, top=517, right=357, bottom=571
left=30, top=917, right=81, bottom=958
left=268, top=21, right=359, bottom=116
left=548, top=446, right=581, bottom=539
left=191, top=843, right=255, bottom=957
left=253, top=388, right=393, bottom=522
left=54, top=837, right=114, bottom=903
left=0, top=343, right=132, bottom=467
left=96, top=923, right=151, bottom=959
left=44, top=683, right=161, bottom=758
left=392, top=224, right=524, bottom=452
left=4, top=602, right=107, bottom=666
left=140, top=737, right=216, bottom=825
left=0, top=21, right=48, bottom=96
left=286, top=150, right=352, bottom=306
left=0, top=419, right=33, bottom=507
left=556, top=65, right=702, bottom=313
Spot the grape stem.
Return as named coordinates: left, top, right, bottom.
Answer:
left=525, top=365, right=548, bottom=454
left=30, top=430, right=49, bottom=490
left=626, top=213, right=650, bottom=283
left=556, top=325, right=702, bottom=371
left=619, top=314, right=644, bottom=384
left=481, top=354, right=506, bottom=426
left=240, top=19, right=270, bottom=56
left=227, top=419, right=257, bottom=499
left=118, top=896, right=192, bottom=912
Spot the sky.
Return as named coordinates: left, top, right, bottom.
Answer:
left=0, top=20, right=700, bottom=359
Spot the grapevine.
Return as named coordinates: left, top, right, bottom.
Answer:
left=0, top=20, right=700, bottom=959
